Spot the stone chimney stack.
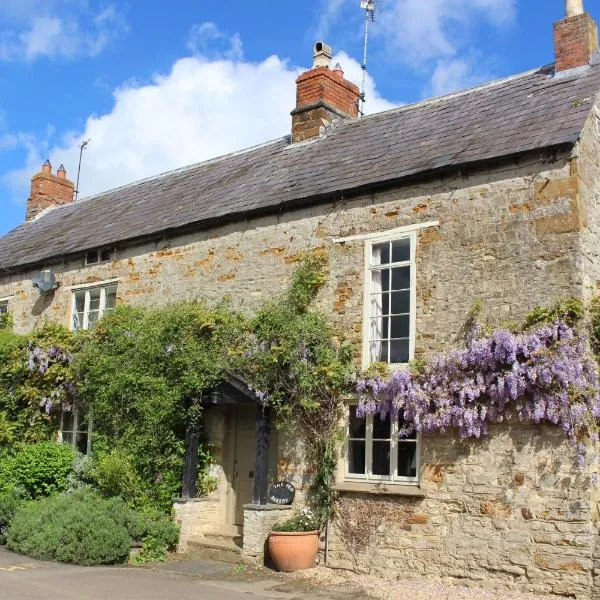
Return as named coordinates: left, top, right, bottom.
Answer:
left=26, top=160, right=75, bottom=221
left=291, top=42, right=361, bottom=143
left=554, top=0, right=598, bottom=72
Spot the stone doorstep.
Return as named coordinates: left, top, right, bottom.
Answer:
left=187, top=531, right=243, bottom=565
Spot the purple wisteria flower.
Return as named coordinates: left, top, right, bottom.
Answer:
left=356, top=320, right=600, bottom=465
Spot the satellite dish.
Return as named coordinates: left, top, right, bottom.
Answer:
left=32, top=270, right=58, bottom=294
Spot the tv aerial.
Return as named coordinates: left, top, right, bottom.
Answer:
left=360, top=0, right=376, bottom=116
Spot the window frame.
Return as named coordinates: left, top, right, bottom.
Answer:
left=361, top=231, right=417, bottom=368
left=59, top=408, right=93, bottom=455
left=70, top=281, right=118, bottom=331
left=344, top=404, right=419, bottom=485
left=85, top=248, right=114, bottom=266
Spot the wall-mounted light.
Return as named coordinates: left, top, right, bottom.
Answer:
left=32, top=270, right=60, bottom=294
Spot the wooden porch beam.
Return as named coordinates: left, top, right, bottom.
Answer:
left=252, top=405, right=271, bottom=505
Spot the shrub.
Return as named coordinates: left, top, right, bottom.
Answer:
left=133, top=512, right=180, bottom=563
left=91, top=450, right=143, bottom=503
left=0, top=489, right=22, bottom=545
left=6, top=490, right=179, bottom=564
left=7, top=491, right=131, bottom=565
left=8, top=442, right=75, bottom=499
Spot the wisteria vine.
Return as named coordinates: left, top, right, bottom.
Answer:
left=356, top=321, right=600, bottom=466
left=27, top=344, right=75, bottom=415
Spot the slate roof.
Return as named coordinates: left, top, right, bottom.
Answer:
left=2, top=61, right=600, bottom=272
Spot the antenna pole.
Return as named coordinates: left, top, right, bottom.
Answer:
left=75, top=139, right=90, bottom=201
left=360, top=1, right=375, bottom=116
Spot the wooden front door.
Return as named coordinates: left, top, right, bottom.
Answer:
left=232, top=405, right=256, bottom=525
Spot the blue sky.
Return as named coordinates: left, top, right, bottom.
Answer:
left=0, top=0, right=595, bottom=236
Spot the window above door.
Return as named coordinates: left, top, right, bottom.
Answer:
left=363, top=232, right=416, bottom=367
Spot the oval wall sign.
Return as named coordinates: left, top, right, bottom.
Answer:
left=268, top=481, right=296, bottom=505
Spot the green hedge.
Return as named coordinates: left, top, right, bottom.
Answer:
left=6, top=490, right=179, bottom=565
left=2, top=442, right=75, bottom=499
left=0, top=490, right=22, bottom=545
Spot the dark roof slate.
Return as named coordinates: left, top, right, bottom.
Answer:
left=2, top=62, right=600, bottom=271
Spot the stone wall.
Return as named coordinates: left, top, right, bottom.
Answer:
left=0, top=149, right=585, bottom=363
left=242, top=504, right=293, bottom=565
left=328, top=423, right=598, bottom=599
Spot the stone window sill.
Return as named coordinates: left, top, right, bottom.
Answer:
left=335, top=481, right=425, bottom=497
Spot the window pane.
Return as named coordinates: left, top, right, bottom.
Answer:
left=398, top=443, right=417, bottom=478
left=370, top=294, right=385, bottom=318
left=86, top=251, right=99, bottom=264
left=372, top=242, right=390, bottom=266
left=372, top=441, right=391, bottom=476
left=391, top=291, right=410, bottom=315
left=87, top=311, right=100, bottom=329
left=348, top=440, right=366, bottom=474
left=89, top=289, right=101, bottom=311
left=399, top=418, right=417, bottom=440
left=74, top=292, right=85, bottom=313
left=391, top=239, right=410, bottom=263
left=62, top=411, right=74, bottom=432
left=76, top=433, right=88, bottom=455
left=0, top=303, right=7, bottom=315
left=100, top=249, right=111, bottom=262
left=62, top=432, right=74, bottom=445
left=373, top=416, right=391, bottom=439
left=390, top=340, right=410, bottom=363
left=73, top=312, right=84, bottom=330
left=391, top=266, right=410, bottom=291
left=373, top=269, right=390, bottom=293
left=370, top=317, right=388, bottom=341
left=348, top=407, right=366, bottom=438
left=105, top=286, right=117, bottom=311
left=370, top=341, right=388, bottom=363
left=390, top=315, right=410, bottom=339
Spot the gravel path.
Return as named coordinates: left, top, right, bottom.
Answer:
left=289, top=566, right=557, bottom=600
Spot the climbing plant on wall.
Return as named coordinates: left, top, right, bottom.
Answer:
left=236, top=253, right=356, bottom=526
left=356, top=299, right=600, bottom=468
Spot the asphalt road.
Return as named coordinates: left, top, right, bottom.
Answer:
left=0, top=548, right=361, bottom=600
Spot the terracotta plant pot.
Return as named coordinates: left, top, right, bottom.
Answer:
left=268, top=530, right=319, bottom=572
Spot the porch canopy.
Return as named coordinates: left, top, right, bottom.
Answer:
left=182, top=373, right=271, bottom=506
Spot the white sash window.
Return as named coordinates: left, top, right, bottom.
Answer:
left=71, top=283, right=117, bottom=330
left=364, top=233, right=416, bottom=366
left=345, top=405, right=418, bottom=483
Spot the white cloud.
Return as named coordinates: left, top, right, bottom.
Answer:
left=187, top=22, right=244, bottom=61
left=1, top=29, right=395, bottom=208
left=379, top=0, right=516, bottom=65
left=425, top=57, right=493, bottom=97
left=0, top=1, right=127, bottom=61
left=308, top=0, right=515, bottom=98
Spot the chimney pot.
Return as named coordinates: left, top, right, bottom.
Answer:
left=313, top=41, right=332, bottom=68
left=566, top=0, right=584, bottom=17
left=57, top=164, right=67, bottom=179
left=333, top=63, right=344, bottom=79
left=42, top=160, right=52, bottom=175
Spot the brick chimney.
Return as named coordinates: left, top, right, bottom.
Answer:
left=554, top=0, right=598, bottom=72
left=291, top=42, right=361, bottom=143
left=26, top=160, right=75, bottom=221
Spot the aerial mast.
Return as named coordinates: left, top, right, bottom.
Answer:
left=75, top=139, right=91, bottom=201
left=360, top=0, right=376, bottom=116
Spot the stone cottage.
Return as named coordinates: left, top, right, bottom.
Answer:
left=1, top=1, right=600, bottom=596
